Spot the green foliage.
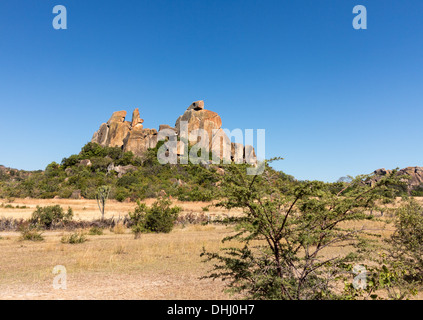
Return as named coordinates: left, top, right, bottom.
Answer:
left=115, top=187, right=130, bottom=202
left=117, top=175, right=139, bottom=188
left=61, top=232, right=87, bottom=244
left=19, top=223, right=44, bottom=242
left=116, top=151, right=137, bottom=166
left=31, top=205, right=73, bottom=229
left=91, top=157, right=113, bottom=172
left=0, top=142, right=296, bottom=203
left=371, top=199, right=423, bottom=299
left=129, top=198, right=182, bottom=238
left=20, top=229, right=44, bottom=241
left=45, top=162, right=61, bottom=178
left=177, top=187, right=215, bottom=201
left=390, top=200, right=423, bottom=273
left=88, top=226, right=104, bottom=236
left=61, top=154, right=80, bottom=169
left=411, top=184, right=423, bottom=197
left=201, top=160, right=403, bottom=300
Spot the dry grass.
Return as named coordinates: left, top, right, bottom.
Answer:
left=1, top=197, right=422, bottom=300
left=0, top=222, right=239, bottom=300
left=0, top=198, right=244, bottom=221
left=110, top=222, right=126, bottom=235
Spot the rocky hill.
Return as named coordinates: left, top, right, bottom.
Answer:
left=0, top=165, right=31, bottom=182
left=91, top=100, right=256, bottom=164
left=370, top=166, right=423, bottom=194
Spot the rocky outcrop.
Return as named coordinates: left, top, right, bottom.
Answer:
left=0, top=165, right=30, bottom=181
left=107, top=163, right=138, bottom=178
left=175, top=102, right=223, bottom=149
left=92, top=108, right=157, bottom=157
left=91, top=100, right=256, bottom=164
left=370, top=166, right=423, bottom=192
left=123, top=127, right=158, bottom=156
left=174, top=100, right=256, bottom=163
left=187, top=100, right=204, bottom=111
left=70, top=190, right=82, bottom=199
left=131, top=108, right=144, bottom=128
left=159, top=124, right=176, bottom=134
left=78, top=159, right=92, bottom=167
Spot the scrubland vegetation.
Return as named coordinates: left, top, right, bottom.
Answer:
left=1, top=144, right=423, bottom=300
left=0, top=142, right=231, bottom=201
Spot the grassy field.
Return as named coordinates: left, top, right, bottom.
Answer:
left=0, top=198, right=244, bottom=221
left=0, top=198, right=244, bottom=300
left=0, top=224, right=239, bottom=300
left=0, top=198, right=422, bottom=300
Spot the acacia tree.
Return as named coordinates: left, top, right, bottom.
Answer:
left=96, top=185, right=111, bottom=221
left=367, top=199, right=423, bottom=300
left=201, top=160, right=403, bottom=300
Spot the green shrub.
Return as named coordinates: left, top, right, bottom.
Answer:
left=91, top=157, right=113, bottom=172
left=115, top=151, right=136, bottom=166
left=61, top=154, right=80, bottom=169
left=117, top=175, right=138, bottom=188
left=201, top=161, right=406, bottom=300
left=411, top=185, right=423, bottom=197
left=388, top=200, right=423, bottom=281
left=129, top=198, right=181, bottom=238
left=177, top=187, right=215, bottom=201
left=45, top=162, right=62, bottom=178
left=19, top=225, right=44, bottom=242
left=115, top=187, right=130, bottom=202
left=61, top=232, right=87, bottom=244
left=59, top=187, right=74, bottom=199
left=88, top=226, right=104, bottom=236
left=31, top=205, right=73, bottom=229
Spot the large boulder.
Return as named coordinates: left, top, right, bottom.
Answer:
left=91, top=108, right=158, bottom=157
left=91, top=123, right=109, bottom=146
left=159, top=124, right=176, bottom=134
left=231, top=142, right=244, bottom=164
left=70, top=190, right=82, bottom=200
left=107, top=110, right=127, bottom=124
left=107, top=163, right=138, bottom=178
left=106, top=121, right=131, bottom=148
left=210, top=128, right=231, bottom=161
left=78, top=159, right=92, bottom=167
left=92, top=110, right=131, bottom=148
left=187, top=100, right=204, bottom=111
left=370, top=166, right=423, bottom=192
left=131, top=108, right=144, bottom=128
left=398, top=167, right=423, bottom=189
left=175, top=102, right=224, bottom=151
left=123, top=127, right=158, bottom=156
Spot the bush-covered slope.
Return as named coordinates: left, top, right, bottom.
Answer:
left=0, top=142, right=295, bottom=202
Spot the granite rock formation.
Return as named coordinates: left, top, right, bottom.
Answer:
left=369, top=166, right=423, bottom=192
left=91, top=100, right=256, bottom=164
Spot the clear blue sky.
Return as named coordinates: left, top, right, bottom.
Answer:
left=0, top=0, right=422, bottom=182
